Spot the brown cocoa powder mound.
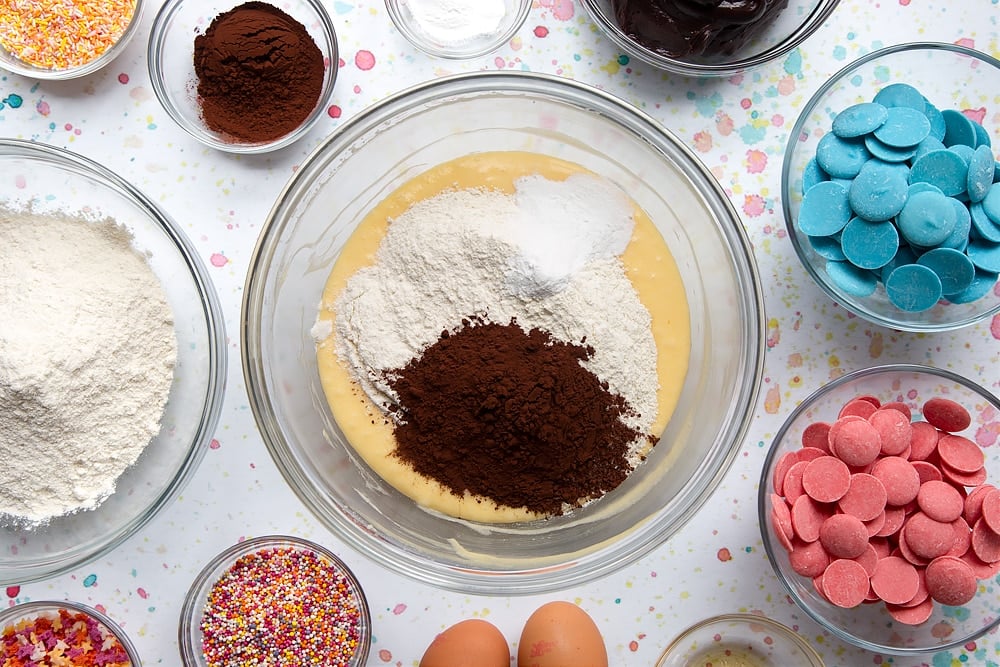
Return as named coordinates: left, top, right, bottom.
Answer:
left=193, top=1, right=325, bottom=143
left=386, top=318, right=653, bottom=517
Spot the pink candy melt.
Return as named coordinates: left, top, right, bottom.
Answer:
left=769, top=391, right=995, bottom=625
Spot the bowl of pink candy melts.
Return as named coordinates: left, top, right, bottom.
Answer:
left=759, top=363, right=1000, bottom=655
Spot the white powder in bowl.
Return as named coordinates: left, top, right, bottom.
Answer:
left=0, top=207, right=177, bottom=525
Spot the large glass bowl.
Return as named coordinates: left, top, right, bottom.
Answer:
left=242, top=71, right=765, bottom=595
left=759, top=364, right=1000, bottom=655
left=782, top=43, right=1000, bottom=332
left=0, top=140, right=226, bottom=585
left=580, top=0, right=840, bottom=77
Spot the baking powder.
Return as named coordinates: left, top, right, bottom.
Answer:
left=323, top=173, right=658, bottom=450
left=404, top=0, right=507, bottom=44
left=0, top=207, right=177, bottom=525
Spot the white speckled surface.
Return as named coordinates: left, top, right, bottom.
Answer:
left=2, top=1, right=1000, bottom=665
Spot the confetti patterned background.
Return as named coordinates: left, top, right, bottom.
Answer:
left=3, top=1, right=1000, bottom=665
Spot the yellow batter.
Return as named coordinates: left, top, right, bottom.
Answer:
left=315, top=152, right=690, bottom=523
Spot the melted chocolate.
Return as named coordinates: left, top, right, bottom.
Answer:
left=611, top=0, right=789, bottom=59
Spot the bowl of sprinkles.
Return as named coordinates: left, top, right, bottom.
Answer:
left=782, top=42, right=1000, bottom=331
left=178, top=535, right=371, bottom=667
left=0, top=600, right=140, bottom=666
left=0, top=0, right=143, bottom=80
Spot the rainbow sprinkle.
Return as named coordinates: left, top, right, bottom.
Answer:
left=0, top=0, right=137, bottom=70
left=200, top=546, right=365, bottom=667
left=0, top=607, right=132, bottom=667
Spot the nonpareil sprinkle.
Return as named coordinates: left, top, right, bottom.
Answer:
left=0, top=0, right=137, bottom=70
left=200, top=546, right=365, bottom=667
left=0, top=607, right=132, bottom=666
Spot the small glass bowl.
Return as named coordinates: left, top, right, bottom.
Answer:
left=178, top=535, right=371, bottom=667
left=0, top=600, right=142, bottom=666
left=782, top=43, right=1000, bottom=332
left=242, top=71, right=765, bottom=595
left=759, top=364, right=1000, bottom=655
left=0, top=0, right=144, bottom=80
left=147, top=0, right=339, bottom=153
left=0, top=139, right=226, bottom=585
left=656, top=614, right=824, bottom=667
left=385, top=0, right=531, bottom=59
left=580, top=0, right=839, bottom=77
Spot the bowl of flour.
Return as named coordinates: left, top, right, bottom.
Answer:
left=243, top=71, right=765, bottom=595
left=0, top=140, right=226, bottom=585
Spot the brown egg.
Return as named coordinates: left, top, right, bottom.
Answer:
left=419, top=618, right=510, bottom=667
left=517, top=601, right=609, bottom=667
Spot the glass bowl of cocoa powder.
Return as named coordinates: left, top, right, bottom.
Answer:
left=147, top=0, right=338, bottom=153
left=243, top=71, right=766, bottom=594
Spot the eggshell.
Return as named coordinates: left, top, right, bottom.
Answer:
left=517, top=601, right=608, bottom=667
left=418, top=618, right=510, bottom=667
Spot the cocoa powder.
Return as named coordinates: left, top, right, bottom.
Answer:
left=387, top=318, right=654, bottom=517
left=193, top=2, right=325, bottom=143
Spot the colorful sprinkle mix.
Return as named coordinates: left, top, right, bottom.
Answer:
left=1, top=607, right=132, bottom=666
left=201, top=546, right=364, bottom=667
left=0, top=0, right=137, bottom=70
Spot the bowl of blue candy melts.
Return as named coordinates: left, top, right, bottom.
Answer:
left=782, top=42, right=1000, bottom=332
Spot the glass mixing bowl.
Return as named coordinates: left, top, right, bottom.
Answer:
left=0, top=139, right=226, bottom=585
left=580, top=0, right=840, bottom=77
left=759, top=364, right=1000, bottom=655
left=782, top=43, right=1000, bottom=332
left=656, top=614, right=825, bottom=667
left=242, top=71, right=765, bottom=594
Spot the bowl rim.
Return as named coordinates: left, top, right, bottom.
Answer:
left=757, top=362, right=1000, bottom=655
left=0, top=599, right=143, bottom=665
left=383, top=0, right=531, bottom=59
left=0, top=0, right=145, bottom=80
left=781, top=41, right=1000, bottom=332
left=146, top=0, right=340, bottom=154
left=655, top=613, right=825, bottom=667
left=0, top=138, right=227, bottom=585
left=177, top=534, right=372, bottom=666
left=578, top=0, right=841, bottom=77
left=241, top=69, right=766, bottom=594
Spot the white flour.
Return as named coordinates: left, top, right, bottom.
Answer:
left=404, top=0, right=507, bottom=44
left=321, top=173, right=659, bottom=441
left=0, top=208, right=177, bottom=525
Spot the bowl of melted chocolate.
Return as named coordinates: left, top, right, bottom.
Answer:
left=581, top=0, right=840, bottom=76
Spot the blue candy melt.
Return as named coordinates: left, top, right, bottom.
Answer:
left=917, top=247, right=976, bottom=295
left=947, top=269, right=1000, bottom=304
left=967, top=145, right=995, bottom=203
left=809, top=235, right=847, bottom=261
left=816, top=133, right=871, bottom=178
left=798, top=181, right=852, bottom=236
left=873, top=106, right=931, bottom=148
left=873, top=83, right=926, bottom=110
left=849, top=159, right=909, bottom=221
left=924, top=102, right=947, bottom=141
left=942, top=109, right=978, bottom=148
left=802, top=157, right=828, bottom=193
left=826, top=260, right=878, bottom=297
left=909, top=149, right=970, bottom=197
left=981, top=185, right=1000, bottom=226
left=885, top=263, right=943, bottom=312
left=865, top=135, right=917, bottom=163
left=967, top=239, right=1000, bottom=272
left=897, top=190, right=958, bottom=246
left=841, top=218, right=899, bottom=269
left=832, top=102, right=889, bottom=138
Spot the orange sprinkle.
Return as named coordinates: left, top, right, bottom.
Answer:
left=0, top=0, right=137, bottom=70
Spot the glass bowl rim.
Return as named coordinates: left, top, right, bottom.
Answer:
left=655, top=612, right=825, bottom=666
left=0, top=0, right=145, bottom=80
left=383, top=0, right=532, bottom=60
left=177, top=534, right=372, bottom=666
left=241, top=69, right=766, bottom=595
left=780, top=41, right=1000, bottom=333
left=146, top=0, right=340, bottom=154
left=578, top=0, right=842, bottom=77
left=757, top=362, right=1000, bottom=655
left=0, top=138, right=227, bottom=585
left=0, top=599, right=143, bottom=665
